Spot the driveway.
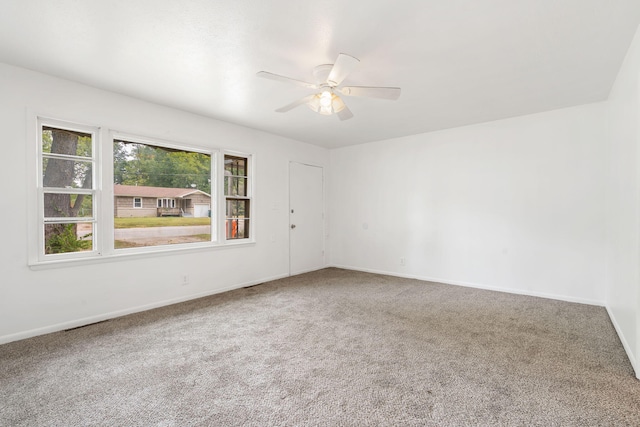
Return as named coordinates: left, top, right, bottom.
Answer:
left=115, top=225, right=211, bottom=240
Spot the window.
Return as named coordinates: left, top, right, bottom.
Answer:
left=157, top=198, right=176, bottom=209
left=224, top=154, right=251, bottom=240
left=114, top=138, right=212, bottom=249
left=31, top=116, right=254, bottom=266
left=38, top=120, right=97, bottom=258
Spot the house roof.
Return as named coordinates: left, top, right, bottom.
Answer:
left=114, top=184, right=210, bottom=198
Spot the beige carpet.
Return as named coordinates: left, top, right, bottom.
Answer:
left=1, top=268, right=639, bottom=426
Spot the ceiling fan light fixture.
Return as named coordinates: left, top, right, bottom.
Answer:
left=307, top=94, right=319, bottom=112
left=332, top=95, right=346, bottom=113
left=319, top=90, right=333, bottom=108
left=309, top=91, right=338, bottom=115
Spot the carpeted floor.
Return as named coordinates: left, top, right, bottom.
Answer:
left=1, top=268, right=639, bottom=426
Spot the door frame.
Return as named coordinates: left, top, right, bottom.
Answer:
left=289, top=161, right=325, bottom=276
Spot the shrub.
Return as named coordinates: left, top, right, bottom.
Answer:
left=45, top=224, right=92, bottom=254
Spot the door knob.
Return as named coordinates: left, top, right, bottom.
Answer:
left=291, top=224, right=296, bottom=229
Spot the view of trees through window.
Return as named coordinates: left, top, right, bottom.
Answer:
left=113, top=140, right=213, bottom=249
left=41, top=126, right=95, bottom=255
left=114, top=140, right=212, bottom=194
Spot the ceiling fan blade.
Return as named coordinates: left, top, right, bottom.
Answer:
left=275, top=94, right=316, bottom=112
left=337, top=104, right=354, bottom=121
left=256, top=71, right=317, bottom=89
left=339, top=86, right=401, bottom=100
left=327, top=53, right=360, bottom=86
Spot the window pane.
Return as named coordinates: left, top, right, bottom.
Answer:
left=44, top=193, right=93, bottom=218
left=113, top=139, right=213, bottom=249
left=224, top=155, right=246, bottom=176
left=44, top=222, right=94, bottom=254
left=226, top=199, right=250, bottom=217
left=226, top=199, right=249, bottom=239
left=42, top=158, right=92, bottom=189
left=224, top=176, right=247, bottom=197
left=226, top=219, right=250, bottom=240
left=42, top=127, right=92, bottom=157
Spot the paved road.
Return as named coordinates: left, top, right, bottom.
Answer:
left=114, top=225, right=211, bottom=240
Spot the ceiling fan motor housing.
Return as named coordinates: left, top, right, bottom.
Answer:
left=313, top=64, right=334, bottom=86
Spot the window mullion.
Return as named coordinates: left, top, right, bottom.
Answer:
left=44, top=217, right=96, bottom=223
left=42, top=152, right=92, bottom=162
left=43, top=188, right=94, bottom=195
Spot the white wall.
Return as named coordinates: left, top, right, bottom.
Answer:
left=329, top=103, right=607, bottom=305
left=606, top=24, right=640, bottom=378
left=0, top=63, right=328, bottom=343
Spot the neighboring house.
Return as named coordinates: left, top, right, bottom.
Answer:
left=114, top=184, right=211, bottom=218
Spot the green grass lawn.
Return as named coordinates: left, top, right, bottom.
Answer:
left=114, top=217, right=211, bottom=228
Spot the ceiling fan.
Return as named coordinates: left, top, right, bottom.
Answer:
left=257, top=53, right=401, bottom=121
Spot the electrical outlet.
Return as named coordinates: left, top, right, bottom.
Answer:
left=400, top=257, right=406, bottom=266
left=181, top=274, right=189, bottom=286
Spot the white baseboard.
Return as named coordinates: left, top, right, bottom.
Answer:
left=605, top=305, right=640, bottom=379
left=0, top=272, right=289, bottom=345
left=329, top=264, right=604, bottom=306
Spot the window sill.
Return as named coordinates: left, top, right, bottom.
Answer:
left=28, top=239, right=256, bottom=270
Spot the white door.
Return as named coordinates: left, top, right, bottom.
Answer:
left=290, top=162, right=324, bottom=275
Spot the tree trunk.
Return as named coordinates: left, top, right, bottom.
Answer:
left=43, top=129, right=79, bottom=243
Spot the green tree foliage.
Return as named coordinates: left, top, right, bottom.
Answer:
left=45, top=224, right=92, bottom=254
left=114, top=141, right=211, bottom=194
left=113, top=140, right=128, bottom=186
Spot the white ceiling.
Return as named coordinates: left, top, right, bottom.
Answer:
left=1, top=1, right=639, bottom=148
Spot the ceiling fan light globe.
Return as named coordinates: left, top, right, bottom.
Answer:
left=332, top=95, right=346, bottom=113
left=320, top=91, right=332, bottom=108
left=319, top=105, right=333, bottom=115
left=307, top=95, right=321, bottom=113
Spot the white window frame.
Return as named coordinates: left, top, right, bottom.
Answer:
left=222, top=151, right=253, bottom=242
left=133, top=197, right=142, bottom=208
left=32, top=117, right=101, bottom=263
left=28, top=114, right=255, bottom=269
left=112, top=132, right=217, bottom=255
